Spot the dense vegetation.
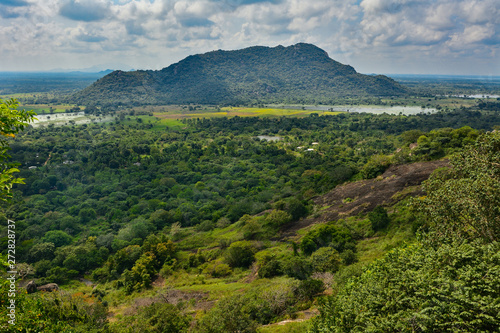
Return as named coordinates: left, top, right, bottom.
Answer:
left=0, top=94, right=499, bottom=332
left=72, top=43, right=407, bottom=107
left=311, top=132, right=500, bottom=332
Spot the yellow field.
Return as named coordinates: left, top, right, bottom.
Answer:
left=153, top=107, right=343, bottom=120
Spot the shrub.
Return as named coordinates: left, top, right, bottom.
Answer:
left=266, top=210, right=292, bottom=227
left=361, top=154, right=392, bottom=179
left=340, top=249, right=358, bottom=265
left=368, top=205, right=390, bottom=231
left=122, top=252, right=157, bottom=294
left=310, top=247, right=342, bottom=273
left=224, top=241, right=256, bottom=268
left=286, top=198, right=308, bottom=221
left=195, top=294, right=259, bottom=333
left=111, top=302, right=190, bottom=333
left=295, top=279, right=325, bottom=301
left=202, top=261, right=232, bottom=278
left=280, top=255, right=312, bottom=280
left=300, top=224, right=353, bottom=255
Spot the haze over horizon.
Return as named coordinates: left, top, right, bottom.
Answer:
left=0, top=0, right=498, bottom=76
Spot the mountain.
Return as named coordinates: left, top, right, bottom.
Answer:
left=72, top=43, right=408, bottom=106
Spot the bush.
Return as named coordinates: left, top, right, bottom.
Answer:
left=300, top=224, right=353, bottom=255
left=266, top=210, right=292, bottom=228
left=111, top=302, right=190, bottom=333
left=224, top=241, right=256, bottom=268
left=202, top=261, right=232, bottom=278
left=280, top=255, right=312, bottom=280
left=310, top=247, right=341, bottom=273
left=196, top=220, right=215, bottom=232
left=286, top=198, right=308, bottom=221
left=368, top=205, right=390, bottom=231
left=340, top=249, right=357, bottom=265
left=122, top=252, right=157, bottom=294
left=258, top=259, right=282, bottom=278
left=361, top=154, right=392, bottom=179
left=195, top=294, right=259, bottom=333
left=295, top=279, right=325, bottom=301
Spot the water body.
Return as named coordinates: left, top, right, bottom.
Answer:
left=270, top=105, right=436, bottom=115
left=326, top=105, right=436, bottom=115
left=31, top=111, right=113, bottom=127
left=453, top=94, right=500, bottom=99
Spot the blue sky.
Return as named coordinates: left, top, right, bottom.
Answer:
left=0, top=0, right=498, bottom=75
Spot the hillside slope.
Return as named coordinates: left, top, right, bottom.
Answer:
left=72, top=43, right=407, bottom=106
left=283, top=160, right=449, bottom=235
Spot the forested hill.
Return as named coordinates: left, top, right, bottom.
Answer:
left=72, top=43, right=408, bottom=106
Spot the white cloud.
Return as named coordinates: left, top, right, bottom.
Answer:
left=0, top=0, right=497, bottom=74
left=59, top=0, right=111, bottom=22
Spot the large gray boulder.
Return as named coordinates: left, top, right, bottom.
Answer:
left=25, top=280, right=37, bottom=294
left=37, top=283, right=59, bottom=292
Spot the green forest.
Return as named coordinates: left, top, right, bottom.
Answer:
left=0, top=85, right=499, bottom=332
left=71, top=43, right=407, bottom=107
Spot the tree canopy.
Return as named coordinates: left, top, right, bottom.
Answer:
left=0, top=98, right=35, bottom=200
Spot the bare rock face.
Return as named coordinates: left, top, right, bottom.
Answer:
left=26, top=280, right=37, bottom=294
left=282, top=159, right=449, bottom=236
left=37, top=283, right=59, bottom=292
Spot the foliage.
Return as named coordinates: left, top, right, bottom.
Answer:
left=265, top=209, right=292, bottom=228
left=279, top=255, right=313, bottom=280
left=300, top=224, right=354, bottom=255
left=368, top=205, right=390, bottom=231
left=2, top=95, right=497, bottom=331
left=310, top=247, right=342, bottom=273
left=294, top=279, right=326, bottom=301
left=224, top=241, right=257, bottom=268
left=312, top=132, right=500, bottom=332
left=0, top=98, right=35, bottom=200
left=42, top=230, right=73, bottom=247
left=195, top=293, right=260, bottom=333
left=28, top=242, right=56, bottom=263
left=310, top=241, right=500, bottom=332
left=361, top=154, right=392, bottom=179
left=110, top=302, right=190, bottom=333
left=0, top=279, right=108, bottom=332
left=195, top=280, right=301, bottom=333
left=122, top=252, right=157, bottom=294
left=73, top=43, right=406, bottom=107
left=202, top=260, right=232, bottom=278
left=415, top=131, right=500, bottom=244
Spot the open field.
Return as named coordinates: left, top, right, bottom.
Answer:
left=21, top=103, right=81, bottom=114
left=152, top=106, right=344, bottom=119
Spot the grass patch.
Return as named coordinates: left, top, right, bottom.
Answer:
left=258, top=320, right=311, bottom=333
left=356, top=226, right=414, bottom=263
left=152, top=106, right=345, bottom=120
left=177, top=277, right=250, bottom=300
left=20, top=103, right=80, bottom=114
left=158, top=118, right=185, bottom=130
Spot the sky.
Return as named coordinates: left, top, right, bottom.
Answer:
left=0, top=0, right=498, bottom=75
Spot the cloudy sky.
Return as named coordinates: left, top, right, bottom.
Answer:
left=0, top=0, right=498, bottom=75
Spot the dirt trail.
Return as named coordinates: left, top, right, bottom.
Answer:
left=283, top=159, right=449, bottom=236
